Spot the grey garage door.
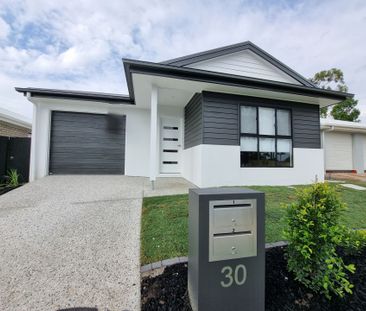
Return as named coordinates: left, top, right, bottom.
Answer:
left=49, top=111, right=126, bottom=174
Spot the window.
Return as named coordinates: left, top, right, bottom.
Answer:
left=240, top=106, right=257, bottom=133
left=240, top=106, right=292, bottom=167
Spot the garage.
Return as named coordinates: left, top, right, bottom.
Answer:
left=49, top=111, right=126, bottom=174
left=324, top=131, right=353, bottom=171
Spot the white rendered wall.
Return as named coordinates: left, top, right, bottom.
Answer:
left=182, top=145, right=203, bottom=187
left=182, top=145, right=324, bottom=187
left=29, top=98, right=152, bottom=180
left=29, top=103, right=51, bottom=180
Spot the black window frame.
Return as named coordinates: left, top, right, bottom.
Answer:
left=240, top=105, right=293, bottom=168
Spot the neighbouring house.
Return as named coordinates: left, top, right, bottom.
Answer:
left=16, top=41, right=352, bottom=187
left=0, top=107, right=32, bottom=182
left=321, top=118, right=366, bottom=174
left=0, top=107, right=31, bottom=137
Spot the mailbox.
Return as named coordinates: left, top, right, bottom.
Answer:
left=188, top=188, right=265, bottom=311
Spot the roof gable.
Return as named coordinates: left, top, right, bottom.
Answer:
left=187, top=49, right=300, bottom=85
left=161, top=41, right=314, bottom=87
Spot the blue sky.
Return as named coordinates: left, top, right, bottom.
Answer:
left=0, top=0, right=366, bottom=121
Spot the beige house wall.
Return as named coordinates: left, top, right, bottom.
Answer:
left=0, top=120, right=31, bottom=137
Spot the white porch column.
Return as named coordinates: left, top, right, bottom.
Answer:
left=29, top=95, right=37, bottom=182
left=149, top=86, right=158, bottom=189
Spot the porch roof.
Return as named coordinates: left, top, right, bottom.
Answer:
left=122, top=58, right=353, bottom=108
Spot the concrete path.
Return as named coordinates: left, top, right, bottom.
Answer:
left=341, top=183, right=366, bottom=190
left=143, top=177, right=196, bottom=197
left=0, top=175, right=145, bottom=311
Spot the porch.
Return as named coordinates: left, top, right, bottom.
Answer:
left=143, top=177, right=197, bottom=197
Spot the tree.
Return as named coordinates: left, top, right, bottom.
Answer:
left=310, top=68, right=360, bottom=122
left=331, top=98, right=360, bottom=122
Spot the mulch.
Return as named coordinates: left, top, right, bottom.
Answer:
left=0, top=185, right=19, bottom=196
left=141, top=246, right=366, bottom=311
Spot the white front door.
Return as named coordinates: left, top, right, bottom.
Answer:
left=160, top=118, right=182, bottom=174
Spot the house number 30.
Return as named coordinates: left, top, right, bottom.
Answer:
left=220, top=264, right=247, bottom=288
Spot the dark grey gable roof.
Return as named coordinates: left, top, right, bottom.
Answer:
left=160, top=41, right=314, bottom=87
left=15, top=87, right=134, bottom=104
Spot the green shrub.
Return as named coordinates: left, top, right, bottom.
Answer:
left=284, top=183, right=356, bottom=299
left=6, top=169, right=20, bottom=187
left=340, top=229, right=366, bottom=255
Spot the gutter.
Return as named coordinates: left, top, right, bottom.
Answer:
left=322, top=125, right=335, bottom=132
left=321, top=123, right=366, bottom=134
left=15, top=87, right=134, bottom=105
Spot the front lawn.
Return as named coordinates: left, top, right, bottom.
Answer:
left=141, top=184, right=366, bottom=265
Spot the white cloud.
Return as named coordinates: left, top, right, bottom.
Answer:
left=0, top=0, right=366, bottom=121
left=0, top=17, right=10, bottom=39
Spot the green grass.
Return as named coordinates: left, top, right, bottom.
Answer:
left=141, top=194, right=189, bottom=265
left=141, top=184, right=366, bottom=265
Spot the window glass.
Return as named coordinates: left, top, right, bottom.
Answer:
left=259, top=107, right=275, bottom=135
left=259, top=137, right=275, bottom=152
left=240, top=136, right=257, bottom=151
left=259, top=138, right=276, bottom=166
left=240, top=136, right=258, bottom=167
left=240, top=106, right=257, bottom=134
left=277, top=109, right=291, bottom=136
left=239, top=105, right=293, bottom=168
left=277, top=139, right=292, bottom=166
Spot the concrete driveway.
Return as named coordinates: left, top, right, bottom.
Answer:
left=0, top=175, right=145, bottom=311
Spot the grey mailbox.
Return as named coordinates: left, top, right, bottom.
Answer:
left=188, top=188, right=265, bottom=311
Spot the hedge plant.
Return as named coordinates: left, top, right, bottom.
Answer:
left=340, top=229, right=366, bottom=255
left=284, top=183, right=356, bottom=299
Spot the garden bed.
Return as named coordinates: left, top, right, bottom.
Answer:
left=0, top=185, right=20, bottom=196
left=141, top=246, right=366, bottom=311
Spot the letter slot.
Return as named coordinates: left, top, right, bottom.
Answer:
left=209, top=199, right=257, bottom=262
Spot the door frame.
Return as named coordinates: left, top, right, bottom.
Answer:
left=159, top=116, right=183, bottom=175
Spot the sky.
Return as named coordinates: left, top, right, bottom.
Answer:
left=0, top=0, right=366, bottom=121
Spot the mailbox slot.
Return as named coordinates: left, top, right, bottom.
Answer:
left=209, top=199, right=257, bottom=262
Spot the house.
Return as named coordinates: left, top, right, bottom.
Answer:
left=16, top=41, right=352, bottom=187
left=0, top=107, right=32, bottom=182
left=0, top=107, right=31, bottom=137
left=321, top=118, right=366, bottom=174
